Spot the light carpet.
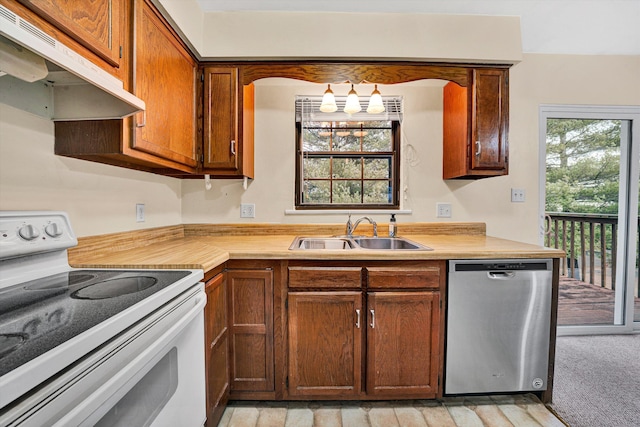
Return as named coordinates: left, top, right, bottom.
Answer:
left=550, top=334, right=640, bottom=427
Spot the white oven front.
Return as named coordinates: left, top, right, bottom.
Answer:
left=1, top=284, right=207, bottom=427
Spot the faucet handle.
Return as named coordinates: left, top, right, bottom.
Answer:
left=346, top=214, right=353, bottom=236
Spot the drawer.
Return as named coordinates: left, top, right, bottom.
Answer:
left=288, top=267, right=362, bottom=289
left=366, top=266, right=441, bottom=289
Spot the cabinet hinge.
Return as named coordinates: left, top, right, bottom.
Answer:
left=286, top=376, right=289, bottom=388
left=285, top=298, right=288, bottom=309
left=201, top=73, right=204, bottom=82
left=119, top=46, right=123, bottom=59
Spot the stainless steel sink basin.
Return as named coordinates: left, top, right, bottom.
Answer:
left=289, top=236, right=432, bottom=251
left=289, top=237, right=354, bottom=250
left=352, top=237, right=432, bottom=250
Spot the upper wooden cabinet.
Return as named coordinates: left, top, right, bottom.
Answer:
left=443, top=68, right=509, bottom=179
left=17, top=0, right=123, bottom=68
left=55, top=0, right=198, bottom=174
left=131, top=0, right=197, bottom=169
left=202, top=67, right=255, bottom=178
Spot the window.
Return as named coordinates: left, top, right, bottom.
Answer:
left=295, top=96, right=402, bottom=209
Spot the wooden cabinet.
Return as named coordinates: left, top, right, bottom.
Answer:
left=443, top=68, right=509, bottom=179
left=227, top=268, right=274, bottom=395
left=204, top=273, right=229, bottom=427
left=286, top=262, right=444, bottom=400
left=288, top=292, right=363, bottom=397
left=55, top=0, right=198, bottom=175
left=366, top=291, right=440, bottom=397
left=17, top=0, right=124, bottom=68
left=202, top=67, right=255, bottom=178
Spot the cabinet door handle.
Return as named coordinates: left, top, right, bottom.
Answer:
left=230, top=140, right=236, bottom=155
left=136, top=111, right=146, bottom=128
left=370, top=309, right=375, bottom=328
left=475, top=140, right=481, bottom=157
left=355, top=309, right=361, bottom=329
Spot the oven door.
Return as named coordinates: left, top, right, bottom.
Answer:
left=1, top=284, right=206, bottom=427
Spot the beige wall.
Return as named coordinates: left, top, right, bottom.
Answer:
left=0, top=104, right=182, bottom=237
left=1, top=54, right=638, bottom=242
left=182, top=53, right=640, bottom=244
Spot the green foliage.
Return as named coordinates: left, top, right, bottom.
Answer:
left=546, top=119, right=621, bottom=214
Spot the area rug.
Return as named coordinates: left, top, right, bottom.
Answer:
left=551, top=334, right=640, bottom=427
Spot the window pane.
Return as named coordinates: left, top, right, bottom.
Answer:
left=364, top=158, right=390, bottom=179
left=333, top=158, right=362, bottom=179
left=302, top=128, right=330, bottom=151
left=364, top=181, right=391, bottom=204
left=303, top=180, right=330, bottom=204
left=362, top=129, right=392, bottom=152
left=303, top=158, right=330, bottom=179
left=333, top=132, right=360, bottom=152
left=333, top=181, right=362, bottom=204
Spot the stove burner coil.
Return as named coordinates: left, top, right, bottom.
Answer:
left=71, top=277, right=158, bottom=300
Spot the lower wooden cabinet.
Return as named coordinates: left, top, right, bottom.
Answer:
left=287, top=292, right=363, bottom=397
left=204, top=273, right=229, bottom=427
left=366, top=291, right=440, bottom=397
left=286, top=262, right=444, bottom=399
left=227, top=268, right=274, bottom=395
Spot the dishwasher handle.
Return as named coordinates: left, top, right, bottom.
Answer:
left=488, top=271, right=516, bottom=279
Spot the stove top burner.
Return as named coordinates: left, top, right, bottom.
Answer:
left=0, top=333, right=27, bottom=359
left=72, top=276, right=158, bottom=300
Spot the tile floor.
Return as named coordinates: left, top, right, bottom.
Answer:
left=217, top=394, right=567, bottom=427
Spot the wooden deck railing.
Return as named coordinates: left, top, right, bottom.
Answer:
left=545, top=212, right=640, bottom=296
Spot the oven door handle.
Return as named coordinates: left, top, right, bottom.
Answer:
left=53, top=291, right=206, bottom=427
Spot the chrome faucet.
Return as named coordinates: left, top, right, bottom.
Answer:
left=346, top=215, right=378, bottom=237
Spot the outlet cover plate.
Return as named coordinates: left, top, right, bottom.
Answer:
left=240, top=203, right=255, bottom=218
left=436, top=202, right=452, bottom=218
left=511, top=188, right=526, bottom=203
left=136, top=203, right=145, bottom=222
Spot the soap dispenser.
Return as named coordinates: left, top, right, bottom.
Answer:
left=389, top=214, right=397, bottom=237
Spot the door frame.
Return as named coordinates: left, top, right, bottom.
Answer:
left=538, top=104, right=640, bottom=335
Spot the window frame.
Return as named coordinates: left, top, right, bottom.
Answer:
left=295, top=121, right=401, bottom=210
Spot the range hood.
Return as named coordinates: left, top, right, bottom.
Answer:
left=0, top=5, right=145, bottom=121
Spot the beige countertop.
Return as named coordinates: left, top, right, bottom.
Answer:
left=68, top=223, right=564, bottom=272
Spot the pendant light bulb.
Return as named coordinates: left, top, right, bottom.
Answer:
left=319, top=84, right=338, bottom=113
left=366, top=84, right=385, bottom=114
left=343, top=84, right=362, bottom=115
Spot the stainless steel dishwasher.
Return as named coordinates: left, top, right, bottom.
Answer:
left=445, top=259, right=553, bottom=394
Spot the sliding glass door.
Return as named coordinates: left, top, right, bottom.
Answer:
left=539, top=105, right=640, bottom=334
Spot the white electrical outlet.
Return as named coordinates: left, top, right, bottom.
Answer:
left=436, top=202, right=452, bottom=218
left=240, top=203, right=255, bottom=218
left=136, top=203, right=145, bottom=222
left=511, top=188, right=526, bottom=203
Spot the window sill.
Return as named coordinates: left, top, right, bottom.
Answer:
left=284, top=209, right=412, bottom=215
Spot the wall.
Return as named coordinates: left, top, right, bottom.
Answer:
left=181, top=54, right=640, bottom=244
left=0, top=104, right=183, bottom=237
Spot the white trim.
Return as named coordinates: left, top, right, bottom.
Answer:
left=285, top=209, right=412, bottom=215
left=539, top=104, right=640, bottom=335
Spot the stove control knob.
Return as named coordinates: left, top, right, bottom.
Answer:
left=45, top=223, right=63, bottom=238
left=19, top=224, right=40, bottom=241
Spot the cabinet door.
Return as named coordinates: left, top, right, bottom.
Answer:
left=288, top=292, right=363, bottom=397
left=131, top=0, right=197, bottom=169
left=17, top=0, right=123, bottom=67
left=203, top=67, right=238, bottom=170
left=202, top=67, right=255, bottom=178
left=227, top=269, right=274, bottom=392
left=367, top=291, right=440, bottom=398
left=204, top=274, right=229, bottom=427
left=470, top=68, right=508, bottom=172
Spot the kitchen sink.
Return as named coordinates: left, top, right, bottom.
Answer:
left=289, top=236, right=432, bottom=251
left=351, top=237, right=431, bottom=250
left=289, top=237, right=354, bottom=250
